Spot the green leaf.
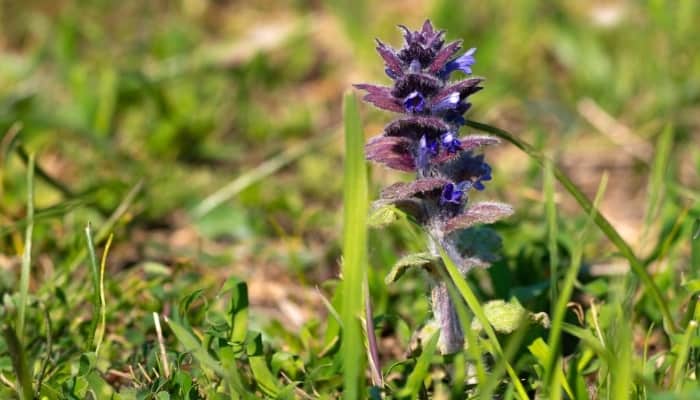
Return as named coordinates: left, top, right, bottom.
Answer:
left=246, top=332, right=281, bottom=398
left=340, top=91, right=368, bottom=399
left=2, top=325, right=33, bottom=400
left=166, top=317, right=223, bottom=375
left=368, top=203, right=402, bottom=228
left=453, top=227, right=503, bottom=265
left=220, top=277, right=249, bottom=354
left=385, top=252, right=438, bottom=284
left=472, top=299, right=527, bottom=334
left=399, top=330, right=439, bottom=398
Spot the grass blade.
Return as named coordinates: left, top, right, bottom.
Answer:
left=247, top=332, right=282, bottom=398
left=2, top=326, right=33, bottom=400
left=95, top=233, right=112, bottom=356
left=399, top=330, right=439, bottom=398
left=166, top=318, right=223, bottom=374
left=544, top=172, right=608, bottom=390
left=438, top=247, right=530, bottom=400
left=670, top=320, right=697, bottom=390
left=644, top=124, right=674, bottom=230
left=544, top=159, right=559, bottom=308
left=17, top=152, right=34, bottom=340
left=465, top=119, right=678, bottom=333
left=65, top=180, right=143, bottom=276
left=193, top=133, right=335, bottom=218
left=341, top=91, right=368, bottom=399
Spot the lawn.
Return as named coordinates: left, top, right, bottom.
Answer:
left=1, top=1, right=699, bottom=399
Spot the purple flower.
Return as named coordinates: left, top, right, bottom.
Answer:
left=444, top=102, right=471, bottom=125
left=467, top=157, right=492, bottom=191
left=440, top=182, right=463, bottom=205
left=356, top=21, right=513, bottom=355
left=409, top=59, right=422, bottom=73
left=385, top=68, right=400, bottom=79
left=440, top=48, right=476, bottom=79
left=440, top=181, right=472, bottom=206
left=431, top=92, right=461, bottom=113
left=441, top=131, right=462, bottom=153
left=404, top=91, right=426, bottom=113
left=417, top=134, right=438, bottom=171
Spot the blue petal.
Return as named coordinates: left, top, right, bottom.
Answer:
left=439, top=47, right=477, bottom=79
left=404, top=91, right=426, bottom=113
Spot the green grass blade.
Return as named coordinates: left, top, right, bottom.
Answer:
left=166, top=317, right=224, bottom=374
left=17, top=152, right=34, bottom=341
left=465, top=119, right=678, bottom=333
left=438, top=246, right=530, bottom=400
left=644, top=124, right=674, bottom=231
left=247, top=332, right=281, bottom=398
left=192, top=133, right=335, bottom=218
left=169, top=318, right=252, bottom=398
left=341, top=91, right=368, bottom=399
left=85, top=224, right=100, bottom=352
left=670, top=320, right=697, bottom=390
left=65, top=180, right=143, bottom=276
left=399, top=330, right=439, bottom=398
left=544, top=159, right=559, bottom=309
left=220, top=277, right=249, bottom=355
left=544, top=172, right=608, bottom=391
left=95, top=234, right=112, bottom=356
left=2, top=326, right=33, bottom=400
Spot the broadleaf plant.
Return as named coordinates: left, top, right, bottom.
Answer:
left=356, top=20, right=513, bottom=354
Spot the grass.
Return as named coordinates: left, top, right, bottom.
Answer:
left=1, top=1, right=700, bottom=398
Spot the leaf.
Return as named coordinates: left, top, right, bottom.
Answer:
left=433, top=135, right=500, bottom=164
left=452, top=226, right=503, bottom=265
left=384, top=116, right=450, bottom=139
left=375, top=39, right=404, bottom=78
left=340, top=92, right=368, bottom=399
left=367, top=203, right=402, bottom=228
left=365, top=135, right=415, bottom=171
left=380, top=178, right=448, bottom=200
left=471, top=299, right=526, bottom=334
left=353, top=83, right=403, bottom=113
left=246, top=332, right=281, bottom=398
left=443, top=201, right=514, bottom=234
left=434, top=77, right=483, bottom=100
left=220, top=277, right=249, bottom=354
left=399, top=330, right=440, bottom=397
left=371, top=199, right=424, bottom=224
left=166, top=318, right=224, bottom=375
left=428, top=40, right=462, bottom=73
left=385, top=252, right=439, bottom=284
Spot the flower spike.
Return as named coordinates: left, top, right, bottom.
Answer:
left=354, top=20, right=512, bottom=355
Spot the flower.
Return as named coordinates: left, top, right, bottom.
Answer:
left=440, top=182, right=465, bottom=205
left=441, top=131, right=462, bottom=153
left=355, top=20, right=512, bottom=355
left=444, top=101, right=471, bottom=125
left=431, top=92, right=461, bottom=113
left=404, top=91, right=426, bottom=113
left=416, top=134, right=438, bottom=171
left=440, top=47, right=477, bottom=78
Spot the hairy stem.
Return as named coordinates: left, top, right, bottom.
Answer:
left=431, top=281, right=464, bottom=354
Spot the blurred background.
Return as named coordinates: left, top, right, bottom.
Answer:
left=1, top=0, right=699, bottom=392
